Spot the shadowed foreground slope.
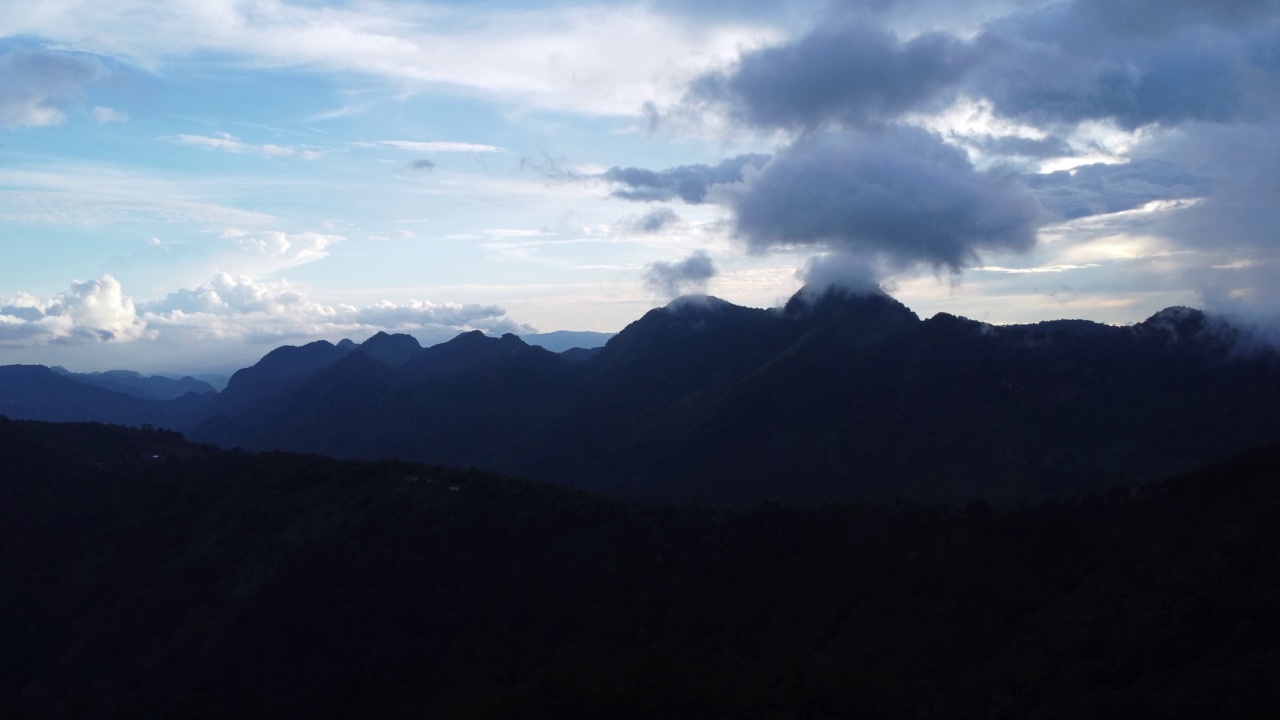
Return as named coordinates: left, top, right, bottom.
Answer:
left=3, top=418, right=1278, bottom=719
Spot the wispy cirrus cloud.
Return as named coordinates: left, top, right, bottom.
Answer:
left=174, top=132, right=323, bottom=159
left=0, top=1, right=780, bottom=117
left=373, top=140, right=505, bottom=154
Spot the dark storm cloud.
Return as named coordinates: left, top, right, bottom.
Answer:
left=723, top=128, right=1045, bottom=270
left=689, top=24, right=978, bottom=130
left=643, top=250, right=717, bottom=298
left=1026, top=159, right=1211, bottom=220
left=970, top=1, right=1280, bottom=129
left=0, top=49, right=103, bottom=128
left=1072, top=0, right=1280, bottom=35
left=603, top=154, right=770, bottom=203
left=679, top=1, right=1278, bottom=135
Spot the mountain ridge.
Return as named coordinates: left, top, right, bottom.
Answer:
left=4, top=286, right=1278, bottom=508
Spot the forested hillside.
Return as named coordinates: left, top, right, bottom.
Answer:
left=3, top=418, right=1278, bottom=718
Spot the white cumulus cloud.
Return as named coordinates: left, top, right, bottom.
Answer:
left=0, top=275, right=149, bottom=346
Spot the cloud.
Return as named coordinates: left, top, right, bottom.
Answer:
left=688, top=23, right=978, bottom=130
left=221, top=229, right=342, bottom=271
left=0, top=49, right=102, bottom=128
left=376, top=140, right=504, bottom=153
left=603, top=154, right=771, bottom=203
left=0, top=275, right=148, bottom=346
left=137, top=274, right=529, bottom=345
left=797, top=252, right=884, bottom=295
left=370, top=230, right=416, bottom=241
left=175, top=132, right=323, bottom=160
left=1027, top=158, right=1211, bottom=220
left=409, top=158, right=435, bottom=171
left=695, top=127, right=1043, bottom=271
left=966, top=1, right=1280, bottom=130
left=352, top=300, right=516, bottom=330
left=644, top=249, right=717, bottom=298
left=2, top=2, right=779, bottom=117
left=630, top=207, right=680, bottom=233
left=146, top=273, right=321, bottom=317
left=92, top=106, right=129, bottom=124
left=1071, top=0, right=1280, bottom=36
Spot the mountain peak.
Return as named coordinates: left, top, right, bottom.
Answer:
left=781, top=285, right=919, bottom=347
left=358, top=332, right=423, bottom=367
left=1135, top=306, right=1215, bottom=344
left=663, top=294, right=735, bottom=313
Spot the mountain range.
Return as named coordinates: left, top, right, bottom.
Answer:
left=4, top=285, right=1279, bottom=507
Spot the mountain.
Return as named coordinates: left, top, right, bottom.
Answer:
left=213, top=339, right=354, bottom=416
left=0, top=365, right=213, bottom=427
left=184, top=286, right=1280, bottom=507
left=4, top=417, right=1279, bottom=718
left=356, top=331, right=422, bottom=366
left=50, top=367, right=217, bottom=399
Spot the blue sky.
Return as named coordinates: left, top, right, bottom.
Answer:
left=3, top=0, right=1279, bottom=373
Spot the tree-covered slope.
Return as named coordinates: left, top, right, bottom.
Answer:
left=3, top=418, right=1279, bottom=719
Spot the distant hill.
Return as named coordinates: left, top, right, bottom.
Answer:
left=2, top=418, right=1278, bottom=719
left=50, top=367, right=217, bottom=399
left=0, top=365, right=213, bottom=427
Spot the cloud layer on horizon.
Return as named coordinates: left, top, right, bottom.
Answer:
left=1, top=273, right=529, bottom=351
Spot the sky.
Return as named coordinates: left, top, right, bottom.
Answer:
left=2, top=0, right=1279, bottom=374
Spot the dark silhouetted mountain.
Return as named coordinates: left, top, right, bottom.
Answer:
left=559, top=346, right=601, bottom=362
left=185, top=373, right=231, bottom=391
left=0, top=365, right=213, bottom=427
left=214, top=339, right=354, bottom=416
left=397, top=330, right=547, bottom=382
left=4, top=417, right=1279, bottom=719
left=188, top=286, right=1280, bottom=507
left=50, top=366, right=217, bottom=400
left=357, top=331, right=422, bottom=366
